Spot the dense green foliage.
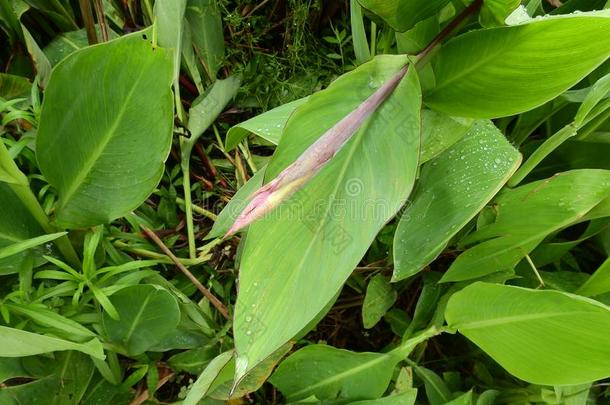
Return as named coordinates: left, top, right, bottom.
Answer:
left=1, top=0, right=610, bottom=403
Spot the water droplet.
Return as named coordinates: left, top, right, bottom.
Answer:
left=245, top=316, right=252, bottom=322
left=246, top=330, right=252, bottom=336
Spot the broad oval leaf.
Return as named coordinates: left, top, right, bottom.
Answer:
left=102, top=284, right=180, bottom=356
left=446, top=282, right=610, bottom=385
left=233, top=55, right=421, bottom=377
left=425, top=10, right=610, bottom=118
left=393, top=120, right=521, bottom=281
left=358, top=0, right=449, bottom=32
left=37, top=29, right=174, bottom=228
left=270, top=345, right=400, bottom=402
left=441, top=169, right=610, bottom=282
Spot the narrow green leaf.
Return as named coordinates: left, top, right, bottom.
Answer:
left=442, top=169, right=610, bottom=282
left=425, top=10, right=610, bottom=118
left=225, top=97, right=309, bottom=151
left=183, top=351, right=233, bottom=405
left=0, top=326, right=104, bottom=359
left=446, top=282, right=610, bottom=384
left=362, top=274, right=397, bottom=329
left=577, top=257, right=610, bottom=297
left=155, top=0, right=187, bottom=80
left=36, top=29, right=174, bottom=228
left=350, top=0, right=371, bottom=64
left=187, top=75, right=241, bottom=143
left=0, top=232, right=65, bottom=260
left=185, top=0, right=225, bottom=77
left=393, top=120, right=521, bottom=281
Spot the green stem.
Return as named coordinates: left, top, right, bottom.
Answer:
left=0, top=142, right=80, bottom=267
left=9, top=183, right=81, bottom=267
left=180, top=147, right=197, bottom=259
left=415, top=0, right=483, bottom=68
left=175, top=197, right=217, bottom=220
left=575, top=105, right=610, bottom=140
left=508, top=123, right=577, bottom=187
left=113, top=241, right=209, bottom=266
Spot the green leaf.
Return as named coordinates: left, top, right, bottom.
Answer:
left=44, top=27, right=119, bottom=66
left=0, top=73, right=31, bottom=99
left=425, top=10, right=610, bottom=118
left=225, top=97, right=309, bottom=151
left=419, top=110, right=474, bottom=163
left=446, top=390, right=473, bottom=405
left=0, top=326, right=104, bottom=358
left=358, top=0, right=450, bottom=32
left=186, top=0, right=225, bottom=77
left=270, top=345, right=400, bottom=402
left=270, top=329, right=437, bottom=403
left=168, top=346, right=220, bottom=374
left=441, top=169, right=610, bottom=282
left=574, top=72, right=610, bottom=127
left=0, top=183, right=45, bottom=275
left=446, top=282, right=610, bottom=385
left=362, top=274, right=397, bottom=329
left=577, top=257, right=610, bottom=297
left=348, top=390, right=418, bottom=405
left=393, top=120, right=521, bottom=281
left=21, top=24, right=52, bottom=86
left=0, top=232, right=65, bottom=260
left=102, top=285, right=181, bottom=356
left=413, top=366, right=451, bottom=405
left=183, top=351, right=233, bottom=405
left=0, top=352, right=95, bottom=405
left=480, top=0, right=521, bottom=27
left=350, top=0, right=371, bottom=65
left=233, top=55, right=421, bottom=377
left=155, top=0, right=187, bottom=80
left=36, top=29, right=174, bottom=228
left=188, top=75, right=241, bottom=142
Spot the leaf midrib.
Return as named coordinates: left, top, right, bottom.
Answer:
left=288, top=352, right=395, bottom=400
left=457, top=310, right=601, bottom=330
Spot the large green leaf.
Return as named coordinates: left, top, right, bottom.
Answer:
left=186, top=0, right=225, bottom=77
left=102, top=285, right=180, bottom=356
left=442, top=169, right=610, bottom=282
left=425, top=10, right=610, bottom=118
left=393, top=120, right=521, bottom=281
left=233, top=55, right=421, bottom=378
left=0, top=326, right=104, bottom=358
left=36, top=29, right=174, bottom=228
left=357, top=0, right=449, bottom=32
left=446, top=282, right=610, bottom=384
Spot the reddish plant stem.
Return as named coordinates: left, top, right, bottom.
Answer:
left=140, top=225, right=230, bottom=319
left=415, top=0, right=483, bottom=67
